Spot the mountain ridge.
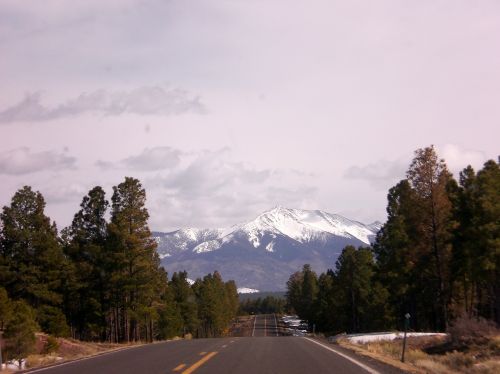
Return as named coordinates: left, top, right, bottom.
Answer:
left=154, top=207, right=382, bottom=291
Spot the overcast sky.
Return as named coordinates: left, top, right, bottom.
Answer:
left=1, top=0, right=498, bottom=231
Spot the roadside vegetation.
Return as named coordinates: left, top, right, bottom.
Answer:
left=286, top=146, right=499, bottom=335
left=339, top=316, right=500, bottom=373
left=0, top=177, right=238, bottom=368
left=286, top=146, right=499, bottom=371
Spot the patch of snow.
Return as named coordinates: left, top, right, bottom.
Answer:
left=193, top=240, right=221, bottom=253
left=347, top=332, right=448, bottom=344
left=237, top=287, right=259, bottom=294
left=2, top=359, right=26, bottom=370
left=247, top=232, right=260, bottom=248
left=266, top=241, right=275, bottom=252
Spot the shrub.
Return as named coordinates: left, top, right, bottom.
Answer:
left=37, top=306, right=70, bottom=338
left=44, top=336, right=60, bottom=354
left=441, top=351, right=475, bottom=371
left=448, top=314, right=498, bottom=347
left=4, top=301, right=39, bottom=366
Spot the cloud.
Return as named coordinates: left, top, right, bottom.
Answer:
left=437, top=144, right=489, bottom=174
left=144, top=149, right=318, bottom=230
left=0, top=147, right=76, bottom=175
left=345, top=145, right=493, bottom=190
left=42, top=183, right=88, bottom=204
left=0, top=86, right=206, bottom=124
left=344, top=159, right=407, bottom=189
left=122, top=147, right=183, bottom=171
left=96, top=146, right=183, bottom=171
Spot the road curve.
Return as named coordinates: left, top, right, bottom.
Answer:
left=24, top=316, right=405, bottom=374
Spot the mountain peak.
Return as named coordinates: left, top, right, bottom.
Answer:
left=154, top=207, right=383, bottom=291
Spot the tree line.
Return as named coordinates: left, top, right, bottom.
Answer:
left=239, top=296, right=286, bottom=315
left=286, top=146, right=499, bottom=333
left=0, top=177, right=238, bottom=361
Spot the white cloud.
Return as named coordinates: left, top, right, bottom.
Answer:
left=0, top=87, right=206, bottom=124
left=344, top=159, right=408, bottom=189
left=142, top=149, right=317, bottom=230
left=437, top=144, right=489, bottom=174
left=97, top=147, right=183, bottom=171
left=0, top=147, right=76, bottom=175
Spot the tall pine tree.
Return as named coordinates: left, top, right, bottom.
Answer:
left=0, top=186, right=69, bottom=335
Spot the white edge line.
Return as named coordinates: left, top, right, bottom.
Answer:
left=23, top=341, right=170, bottom=373
left=274, top=314, right=278, bottom=337
left=304, top=338, right=380, bottom=374
left=252, top=315, right=257, bottom=337
left=264, top=315, right=266, bottom=337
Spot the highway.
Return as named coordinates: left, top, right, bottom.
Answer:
left=25, top=315, right=405, bottom=374
left=252, top=313, right=279, bottom=337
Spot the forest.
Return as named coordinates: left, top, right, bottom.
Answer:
left=286, top=146, right=499, bottom=334
left=0, top=177, right=238, bottom=362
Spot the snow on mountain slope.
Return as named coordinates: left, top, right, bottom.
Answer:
left=237, top=206, right=376, bottom=245
left=155, top=208, right=383, bottom=291
left=155, top=207, right=381, bottom=259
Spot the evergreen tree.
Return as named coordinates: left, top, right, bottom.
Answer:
left=285, top=271, right=303, bottom=314
left=3, top=301, right=38, bottom=368
left=449, top=166, right=478, bottom=318
left=472, top=160, right=500, bottom=323
left=0, top=287, right=12, bottom=331
left=0, top=186, right=69, bottom=335
left=334, top=246, right=375, bottom=332
left=313, top=271, right=336, bottom=332
left=373, top=180, right=419, bottom=329
left=299, top=264, right=318, bottom=323
left=170, top=271, right=199, bottom=335
left=107, top=177, right=162, bottom=342
left=406, top=146, right=454, bottom=330
left=63, top=186, right=109, bottom=340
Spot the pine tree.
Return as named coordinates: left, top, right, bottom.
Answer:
left=286, top=271, right=303, bottom=315
left=299, top=264, right=318, bottom=323
left=170, top=271, right=199, bottom=336
left=334, top=246, right=376, bottom=332
left=63, top=186, right=109, bottom=340
left=0, top=287, right=12, bottom=331
left=3, top=301, right=38, bottom=368
left=406, top=146, right=454, bottom=330
left=373, top=180, right=419, bottom=329
left=473, top=160, right=500, bottom=323
left=449, top=166, right=478, bottom=318
left=313, top=271, right=336, bottom=333
left=0, top=186, right=69, bottom=335
left=107, top=177, right=162, bottom=342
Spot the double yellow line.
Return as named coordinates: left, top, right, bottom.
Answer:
left=173, top=351, right=218, bottom=374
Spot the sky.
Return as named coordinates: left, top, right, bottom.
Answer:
left=0, top=0, right=499, bottom=231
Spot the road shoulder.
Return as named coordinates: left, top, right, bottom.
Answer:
left=306, top=337, right=417, bottom=374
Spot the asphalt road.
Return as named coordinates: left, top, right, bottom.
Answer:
left=25, top=315, right=405, bottom=374
left=252, top=313, right=279, bottom=337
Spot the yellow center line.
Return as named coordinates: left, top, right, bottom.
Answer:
left=199, top=351, right=207, bottom=356
left=182, top=351, right=218, bottom=374
left=173, top=363, right=186, bottom=372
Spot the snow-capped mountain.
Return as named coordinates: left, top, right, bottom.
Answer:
left=154, top=207, right=382, bottom=291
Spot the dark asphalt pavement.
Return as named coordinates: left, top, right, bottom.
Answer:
left=24, top=315, right=406, bottom=374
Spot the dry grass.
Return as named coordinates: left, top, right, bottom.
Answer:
left=340, top=333, right=500, bottom=374
left=22, top=333, right=145, bottom=370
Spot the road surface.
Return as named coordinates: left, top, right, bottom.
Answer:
left=251, top=313, right=279, bottom=337
left=25, top=315, right=405, bottom=374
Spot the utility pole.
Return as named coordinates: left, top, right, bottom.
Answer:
left=401, top=313, right=410, bottom=363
